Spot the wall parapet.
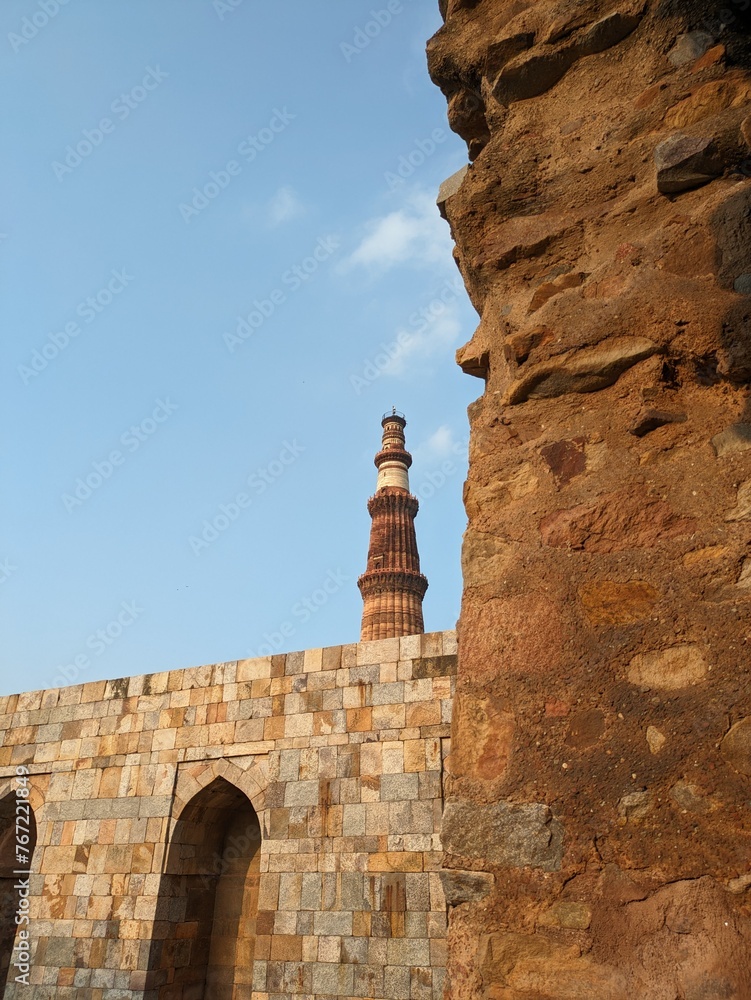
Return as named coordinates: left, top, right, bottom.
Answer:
left=0, top=630, right=456, bottom=1000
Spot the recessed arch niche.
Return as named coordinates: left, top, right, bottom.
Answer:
left=145, top=776, right=261, bottom=1000
left=0, top=791, right=37, bottom=994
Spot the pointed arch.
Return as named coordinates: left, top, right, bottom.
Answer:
left=0, top=786, right=37, bottom=994
left=145, top=774, right=262, bottom=999
left=168, top=756, right=269, bottom=841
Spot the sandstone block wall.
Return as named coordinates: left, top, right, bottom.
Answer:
left=429, top=1, right=751, bottom=997
left=0, top=631, right=455, bottom=1000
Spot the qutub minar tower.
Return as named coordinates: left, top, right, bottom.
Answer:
left=358, top=410, right=428, bottom=641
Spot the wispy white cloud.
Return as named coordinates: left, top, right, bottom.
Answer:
left=380, top=301, right=462, bottom=378
left=341, top=190, right=451, bottom=273
left=412, top=424, right=467, bottom=469
left=419, top=425, right=457, bottom=460
left=267, top=185, right=305, bottom=227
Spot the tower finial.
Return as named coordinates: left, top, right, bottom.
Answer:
left=357, top=411, right=428, bottom=641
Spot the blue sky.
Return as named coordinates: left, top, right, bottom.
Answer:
left=2, top=0, right=479, bottom=696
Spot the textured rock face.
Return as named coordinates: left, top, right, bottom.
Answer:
left=428, top=2, right=751, bottom=997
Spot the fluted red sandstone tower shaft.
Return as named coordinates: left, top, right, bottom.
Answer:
left=358, top=411, right=428, bottom=640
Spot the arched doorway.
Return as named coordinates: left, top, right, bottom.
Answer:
left=146, top=776, right=261, bottom=999
left=0, top=791, right=37, bottom=993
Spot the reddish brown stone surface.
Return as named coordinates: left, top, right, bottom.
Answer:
left=428, top=1, right=751, bottom=997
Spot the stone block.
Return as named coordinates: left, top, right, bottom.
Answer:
left=384, top=963, right=412, bottom=1000
left=442, top=800, right=564, bottom=870
left=314, top=909, right=353, bottom=937
left=278, top=872, right=302, bottom=911
left=371, top=681, right=405, bottom=706
left=342, top=802, right=367, bottom=837
left=628, top=644, right=707, bottom=689
left=412, top=656, right=457, bottom=679
left=360, top=742, right=383, bottom=776
left=368, top=852, right=424, bottom=873
left=382, top=741, right=404, bottom=774
left=300, top=872, right=322, bottom=910
left=353, top=963, right=384, bottom=997
left=439, top=869, right=494, bottom=906
left=381, top=772, right=419, bottom=801
left=374, top=703, right=411, bottom=735
left=303, top=647, right=323, bottom=672
left=311, top=961, right=354, bottom=995
left=357, top=637, right=400, bottom=665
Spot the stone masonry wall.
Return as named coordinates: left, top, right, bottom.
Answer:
left=428, top=2, right=751, bottom=998
left=0, top=630, right=455, bottom=1000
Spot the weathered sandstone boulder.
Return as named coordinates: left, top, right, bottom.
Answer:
left=428, top=1, right=751, bottom=996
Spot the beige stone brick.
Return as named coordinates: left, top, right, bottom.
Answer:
left=284, top=713, right=313, bottom=738
left=382, top=742, right=404, bottom=774
left=269, top=675, right=293, bottom=696
left=263, top=715, right=286, bottom=740
left=302, top=935, right=318, bottom=962
left=380, top=661, right=398, bottom=682
left=341, top=643, right=357, bottom=669
left=357, top=637, right=400, bottom=665
left=150, top=728, right=176, bottom=751
left=98, top=767, right=121, bottom=798
left=257, top=872, right=280, bottom=910
left=131, top=844, right=154, bottom=874
left=359, top=742, right=382, bottom=776
left=57, top=739, right=82, bottom=759
left=103, top=845, right=133, bottom=873
left=372, top=703, right=406, bottom=730
left=273, top=909, right=297, bottom=935
left=249, top=678, right=270, bottom=702
left=404, top=678, right=434, bottom=703
left=346, top=707, right=372, bottom=732
left=367, top=852, right=423, bottom=873
left=318, top=934, right=342, bottom=962
left=46, top=771, right=74, bottom=801
left=442, top=630, right=457, bottom=655
left=432, top=676, right=453, bottom=699
left=270, top=933, right=302, bottom=961
left=4, top=725, right=34, bottom=746
left=360, top=774, right=382, bottom=801
left=167, top=688, right=190, bottom=708
left=182, top=665, right=214, bottom=690
left=308, top=669, right=337, bottom=691
left=207, top=721, right=236, bottom=745
left=399, top=634, right=421, bottom=660
left=342, top=684, right=368, bottom=709
left=406, top=702, right=441, bottom=728
left=421, top=632, right=444, bottom=658
left=97, top=819, right=118, bottom=844
left=81, top=681, right=108, bottom=703
left=365, top=802, right=390, bottom=836
left=322, top=644, right=342, bottom=671
left=397, top=659, right=413, bottom=681
left=425, top=737, right=442, bottom=771
left=303, top=647, right=323, bottom=673
left=17, top=691, right=43, bottom=712
left=34, top=742, right=61, bottom=764
left=403, top=740, right=426, bottom=773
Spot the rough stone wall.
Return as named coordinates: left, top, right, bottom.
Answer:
left=0, top=631, right=455, bottom=999
left=428, top=2, right=751, bottom=998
